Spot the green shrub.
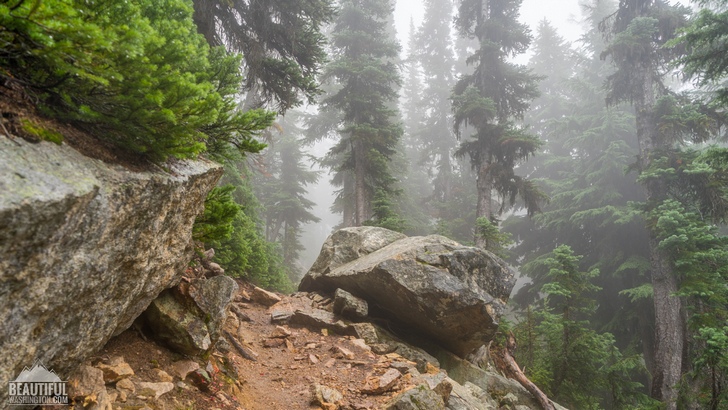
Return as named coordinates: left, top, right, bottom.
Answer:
left=0, top=0, right=272, bottom=160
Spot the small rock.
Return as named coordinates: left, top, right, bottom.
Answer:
left=290, top=308, right=352, bottom=335
left=137, top=382, right=174, bottom=400
left=263, top=338, right=286, bottom=348
left=419, top=373, right=452, bottom=404
left=385, top=385, right=445, bottom=410
left=69, top=366, right=102, bottom=398
left=371, top=343, right=394, bottom=354
left=251, top=286, right=282, bottom=306
left=207, top=262, right=225, bottom=276
left=203, top=248, right=215, bottom=260
left=270, top=308, right=293, bottom=323
left=188, top=369, right=213, bottom=392
left=309, top=354, right=320, bottom=364
left=333, top=288, right=368, bottom=319
left=312, top=384, right=343, bottom=409
left=390, top=361, right=417, bottom=373
left=155, top=369, right=173, bottom=383
left=171, top=360, right=200, bottom=380
left=351, top=323, right=380, bottom=345
left=350, top=338, right=371, bottom=351
left=362, top=368, right=402, bottom=395
left=116, top=378, right=135, bottom=393
left=270, top=325, right=292, bottom=338
left=96, top=356, right=134, bottom=383
left=237, top=289, right=251, bottom=302
left=331, top=345, right=355, bottom=360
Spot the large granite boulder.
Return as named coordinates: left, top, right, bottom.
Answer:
left=299, top=227, right=516, bottom=357
left=0, top=136, right=222, bottom=402
left=143, top=276, right=238, bottom=356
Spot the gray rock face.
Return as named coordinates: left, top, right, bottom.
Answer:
left=299, top=228, right=516, bottom=357
left=333, top=288, right=368, bottom=319
left=300, top=226, right=407, bottom=289
left=144, top=276, right=238, bottom=356
left=0, top=136, right=222, bottom=401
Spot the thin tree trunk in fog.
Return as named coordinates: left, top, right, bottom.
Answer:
left=475, top=151, right=493, bottom=249
left=343, top=172, right=356, bottom=227
left=441, top=145, right=452, bottom=202
left=353, top=139, right=369, bottom=226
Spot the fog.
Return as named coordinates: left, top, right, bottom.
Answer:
left=295, top=0, right=693, bottom=272
left=298, top=0, right=587, bottom=270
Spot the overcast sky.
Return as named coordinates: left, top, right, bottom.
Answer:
left=393, top=0, right=691, bottom=54
left=394, top=0, right=585, bottom=56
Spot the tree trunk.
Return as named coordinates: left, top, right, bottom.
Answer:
left=648, top=235, right=683, bottom=409
left=634, top=59, right=684, bottom=409
left=353, top=139, right=370, bottom=226
left=475, top=151, right=493, bottom=249
left=441, top=144, right=452, bottom=202
left=342, top=172, right=356, bottom=227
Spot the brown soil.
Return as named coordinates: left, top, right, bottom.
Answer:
left=88, top=280, right=417, bottom=410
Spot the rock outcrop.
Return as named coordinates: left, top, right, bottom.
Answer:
left=299, top=227, right=516, bottom=357
left=143, top=276, right=238, bottom=356
left=0, top=136, right=222, bottom=402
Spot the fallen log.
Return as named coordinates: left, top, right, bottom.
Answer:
left=231, top=304, right=252, bottom=322
left=224, top=330, right=257, bottom=362
left=497, top=332, right=555, bottom=410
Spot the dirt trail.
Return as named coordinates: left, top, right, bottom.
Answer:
left=93, top=281, right=418, bottom=410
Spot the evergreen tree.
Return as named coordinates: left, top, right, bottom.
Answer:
left=507, top=0, right=654, bottom=359
left=254, top=114, right=321, bottom=282
left=601, top=0, right=727, bottom=405
left=677, top=0, right=728, bottom=105
left=317, top=0, right=404, bottom=227
left=211, top=162, right=294, bottom=292
left=452, top=0, right=546, bottom=249
left=191, top=0, right=335, bottom=111
left=411, top=0, right=463, bottom=223
left=515, top=246, right=655, bottom=409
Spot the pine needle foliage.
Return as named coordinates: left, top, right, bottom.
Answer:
left=0, top=0, right=273, bottom=161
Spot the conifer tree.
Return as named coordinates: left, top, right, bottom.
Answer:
left=317, top=0, right=404, bottom=227
left=516, top=245, right=655, bottom=409
left=452, top=0, right=546, bottom=249
left=191, top=0, right=335, bottom=111
left=601, top=0, right=728, bottom=405
left=254, top=114, right=321, bottom=281
left=412, top=0, right=460, bottom=214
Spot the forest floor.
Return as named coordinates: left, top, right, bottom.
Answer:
left=87, top=280, right=421, bottom=410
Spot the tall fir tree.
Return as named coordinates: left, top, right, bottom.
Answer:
left=452, top=0, right=546, bottom=249
left=317, top=0, right=404, bottom=227
left=601, top=0, right=728, bottom=405
left=601, top=1, right=689, bottom=406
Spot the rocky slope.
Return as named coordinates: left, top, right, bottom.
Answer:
left=69, top=281, right=565, bottom=410
left=0, top=133, right=222, bottom=406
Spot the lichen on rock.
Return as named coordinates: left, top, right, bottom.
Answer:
left=0, top=136, right=222, bottom=403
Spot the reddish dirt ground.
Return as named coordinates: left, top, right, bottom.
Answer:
left=91, top=282, right=416, bottom=410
